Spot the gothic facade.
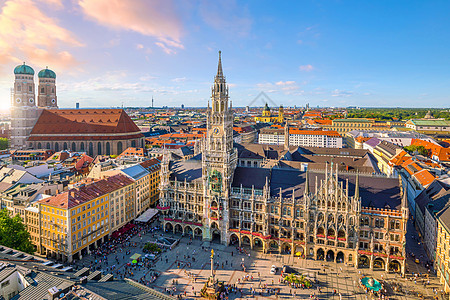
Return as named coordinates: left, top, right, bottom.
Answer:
left=158, top=52, right=408, bottom=274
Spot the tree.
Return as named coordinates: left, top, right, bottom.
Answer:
left=0, top=138, right=8, bottom=150
left=0, top=209, right=35, bottom=254
left=404, top=145, right=429, bottom=156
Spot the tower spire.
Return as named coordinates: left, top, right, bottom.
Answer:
left=305, top=170, right=309, bottom=195
left=354, top=173, right=360, bottom=200
left=217, top=51, right=223, bottom=77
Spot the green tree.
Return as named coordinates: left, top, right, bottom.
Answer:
left=0, top=138, right=8, bottom=150
left=0, top=209, right=35, bottom=254
left=404, top=145, right=429, bottom=156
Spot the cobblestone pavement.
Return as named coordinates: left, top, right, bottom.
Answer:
left=71, top=222, right=445, bottom=299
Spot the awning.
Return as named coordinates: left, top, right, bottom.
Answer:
left=135, top=208, right=159, bottom=223
left=130, top=253, right=142, bottom=260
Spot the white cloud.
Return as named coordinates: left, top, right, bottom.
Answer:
left=331, top=89, right=353, bottom=97
left=172, top=77, right=187, bottom=82
left=0, top=0, right=83, bottom=71
left=78, top=0, right=184, bottom=54
left=299, top=64, right=314, bottom=72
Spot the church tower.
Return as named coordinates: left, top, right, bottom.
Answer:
left=10, top=63, right=41, bottom=149
left=202, top=51, right=238, bottom=243
left=38, top=67, right=57, bottom=108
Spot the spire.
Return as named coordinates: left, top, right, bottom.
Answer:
left=217, top=51, right=223, bottom=77
left=354, top=173, right=360, bottom=200
left=305, top=170, right=310, bottom=195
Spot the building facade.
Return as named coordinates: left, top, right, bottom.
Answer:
left=158, top=52, right=408, bottom=274
left=258, top=127, right=343, bottom=148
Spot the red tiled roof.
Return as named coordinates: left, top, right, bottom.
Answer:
left=413, top=169, right=435, bottom=187
left=118, top=147, right=146, bottom=158
left=28, top=109, right=143, bottom=140
left=39, top=173, right=134, bottom=209
left=289, top=128, right=341, bottom=137
left=139, top=158, right=161, bottom=172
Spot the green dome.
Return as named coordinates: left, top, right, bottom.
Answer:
left=14, top=63, right=34, bottom=75
left=38, top=68, right=56, bottom=79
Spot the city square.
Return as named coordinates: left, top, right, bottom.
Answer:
left=70, top=217, right=443, bottom=299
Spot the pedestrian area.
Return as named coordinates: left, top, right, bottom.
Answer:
left=72, top=224, right=444, bottom=299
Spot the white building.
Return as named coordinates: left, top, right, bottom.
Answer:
left=258, top=127, right=343, bottom=148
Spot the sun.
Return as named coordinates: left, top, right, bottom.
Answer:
left=0, top=97, right=11, bottom=112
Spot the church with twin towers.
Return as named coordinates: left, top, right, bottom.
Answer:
left=9, top=63, right=144, bottom=155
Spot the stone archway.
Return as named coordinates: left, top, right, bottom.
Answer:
left=242, top=236, right=251, bottom=247
left=326, top=250, right=335, bottom=262
left=281, top=243, right=291, bottom=254
left=229, top=233, right=239, bottom=246
left=317, top=248, right=325, bottom=260
left=269, top=241, right=279, bottom=252
left=389, top=260, right=401, bottom=273
left=294, top=245, right=304, bottom=257
left=358, top=255, right=370, bottom=268
left=336, top=251, right=344, bottom=263
left=373, top=257, right=385, bottom=270
left=184, top=225, right=193, bottom=236
left=174, top=224, right=183, bottom=234
left=212, top=229, right=221, bottom=242
left=165, top=223, right=173, bottom=233
left=253, top=237, right=263, bottom=250
left=194, top=227, right=202, bottom=239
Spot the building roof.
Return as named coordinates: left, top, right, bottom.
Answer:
left=38, top=68, right=56, bottom=79
left=169, top=157, right=202, bottom=182
left=14, top=63, right=34, bottom=75
left=288, top=129, right=341, bottom=137
left=38, top=174, right=134, bottom=209
left=231, top=167, right=402, bottom=210
left=412, top=169, right=436, bottom=188
left=121, top=164, right=149, bottom=180
left=408, top=119, right=450, bottom=126
left=28, top=109, right=143, bottom=141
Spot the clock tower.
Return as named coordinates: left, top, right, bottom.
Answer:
left=202, top=51, right=238, bottom=243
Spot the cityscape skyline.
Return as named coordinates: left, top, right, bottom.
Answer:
left=1, top=0, right=450, bottom=110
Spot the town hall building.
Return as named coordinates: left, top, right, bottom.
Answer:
left=158, top=52, right=409, bottom=274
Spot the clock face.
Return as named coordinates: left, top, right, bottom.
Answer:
left=16, top=98, right=21, bottom=103
left=51, top=99, right=56, bottom=104
left=29, top=98, right=34, bottom=103
left=212, top=127, right=220, bottom=135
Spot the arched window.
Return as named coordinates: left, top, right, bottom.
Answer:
left=55, top=143, right=59, bottom=152
left=46, top=142, right=50, bottom=149
left=131, top=140, right=136, bottom=147
left=97, top=142, right=102, bottom=155
left=37, top=142, right=41, bottom=149
left=106, top=142, right=110, bottom=155
left=63, top=142, right=68, bottom=150
left=80, top=142, right=85, bottom=152
left=117, top=141, right=123, bottom=154
left=71, top=142, right=76, bottom=152
left=89, top=142, right=93, bottom=156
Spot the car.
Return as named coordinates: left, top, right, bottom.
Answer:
left=270, top=265, right=277, bottom=275
left=415, top=258, right=420, bottom=264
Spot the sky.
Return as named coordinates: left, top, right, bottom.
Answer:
left=0, top=0, right=450, bottom=110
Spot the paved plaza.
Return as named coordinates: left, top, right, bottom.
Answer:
left=71, top=219, right=445, bottom=299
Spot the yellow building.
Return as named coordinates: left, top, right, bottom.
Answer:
left=321, top=118, right=400, bottom=134
left=140, top=158, right=161, bottom=207
left=255, top=103, right=284, bottom=123
left=38, top=174, right=135, bottom=262
left=436, top=205, right=450, bottom=292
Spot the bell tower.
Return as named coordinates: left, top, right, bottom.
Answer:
left=10, top=63, right=41, bottom=149
left=202, top=51, right=238, bottom=243
left=38, top=67, right=57, bottom=108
